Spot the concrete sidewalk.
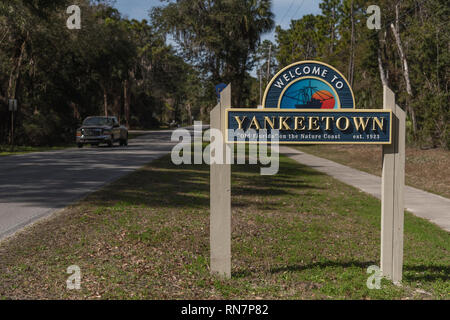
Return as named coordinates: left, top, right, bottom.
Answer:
left=280, top=146, right=450, bottom=232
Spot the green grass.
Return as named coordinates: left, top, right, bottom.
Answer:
left=0, top=144, right=75, bottom=156
left=294, top=144, right=450, bottom=198
left=0, top=152, right=448, bottom=299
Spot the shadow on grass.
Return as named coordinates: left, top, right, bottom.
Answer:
left=86, top=155, right=325, bottom=211
left=403, top=265, right=450, bottom=282
left=233, top=260, right=376, bottom=278
left=233, top=260, right=450, bottom=283
left=85, top=153, right=449, bottom=287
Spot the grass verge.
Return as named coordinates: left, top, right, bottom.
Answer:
left=0, top=145, right=75, bottom=156
left=0, top=153, right=448, bottom=299
left=295, top=145, right=450, bottom=198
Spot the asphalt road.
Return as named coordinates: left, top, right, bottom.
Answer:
left=0, top=129, right=185, bottom=240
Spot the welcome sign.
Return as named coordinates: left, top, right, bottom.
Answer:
left=226, top=61, right=392, bottom=144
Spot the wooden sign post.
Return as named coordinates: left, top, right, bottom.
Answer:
left=381, top=86, right=406, bottom=284
left=210, top=84, right=231, bottom=278
left=209, top=61, right=406, bottom=285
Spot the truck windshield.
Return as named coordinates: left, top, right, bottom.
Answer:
left=83, top=117, right=113, bottom=126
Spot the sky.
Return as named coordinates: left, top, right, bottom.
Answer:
left=114, top=0, right=322, bottom=43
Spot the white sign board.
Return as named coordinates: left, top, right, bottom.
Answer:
left=8, top=99, right=17, bottom=112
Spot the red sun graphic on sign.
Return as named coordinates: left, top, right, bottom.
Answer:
left=311, top=90, right=336, bottom=109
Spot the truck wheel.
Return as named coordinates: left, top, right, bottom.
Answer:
left=77, top=143, right=83, bottom=148
left=108, top=139, right=113, bottom=147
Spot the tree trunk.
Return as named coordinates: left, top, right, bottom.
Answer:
left=113, top=94, right=120, bottom=120
left=7, top=33, right=28, bottom=99
left=71, top=102, right=80, bottom=119
left=123, top=79, right=131, bottom=128
left=185, top=103, right=192, bottom=125
left=390, top=5, right=412, bottom=96
left=377, top=30, right=388, bottom=87
left=0, top=26, right=9, bottom=45
left=330, top=6, right=335, bottom=54
left=348, top=0, right=355, bottom=87
left=102, top=86, right=108, bottom=117
left=233, top=73, right=244, bottom=107
left=390, top=3, right=417, bottom=135
left=378, top=46, right=388, bottom=87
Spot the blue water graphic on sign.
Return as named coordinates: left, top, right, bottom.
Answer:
left=280, top=78, right=338, bottom=109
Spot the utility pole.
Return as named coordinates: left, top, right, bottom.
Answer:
left=266, top=44, right=272, bottom=84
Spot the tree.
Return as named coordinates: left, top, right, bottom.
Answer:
left=254, top=39, right=277, bottom=102
left=151, top=0, right=275, bottom=107
left=276, top=14, right=327, bottom=66
left=273, top=0, right=449, bottom=148
left=319, top=0, right=341, bottom=55
left=0, top=0, right=210, bottom=146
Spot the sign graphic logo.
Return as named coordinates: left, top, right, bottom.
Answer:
left=263, top=61, right=355, bottom=109
left=280, top=78, right=338, bottom=109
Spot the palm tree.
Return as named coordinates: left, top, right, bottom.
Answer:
left=229, top=0, right=274, bottom=106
